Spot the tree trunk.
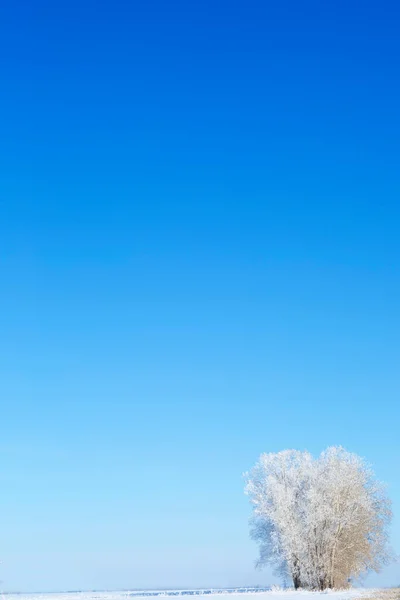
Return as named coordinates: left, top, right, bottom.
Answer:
left=319, top=576, right=328, bottom=591
left=293, top=574, right=301, bottom=590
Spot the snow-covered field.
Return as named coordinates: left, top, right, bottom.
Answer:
left=2, top=589, right=376, bottom=600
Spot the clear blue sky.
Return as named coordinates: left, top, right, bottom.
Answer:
left=1, top=0, right=399, bottom=592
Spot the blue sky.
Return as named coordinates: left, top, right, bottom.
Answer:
left=1, top=0, right=399, bottom=591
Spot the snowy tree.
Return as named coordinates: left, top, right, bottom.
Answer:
left=244, top=447, right=392, bottom=590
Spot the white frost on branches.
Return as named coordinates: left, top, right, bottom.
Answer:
left=244, top=447, right=392, bottom=590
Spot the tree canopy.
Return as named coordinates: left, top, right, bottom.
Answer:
left=245, top=447, right=392, bottom=590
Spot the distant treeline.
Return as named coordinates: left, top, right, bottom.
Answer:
left=128, top=589, right=272, bottom=597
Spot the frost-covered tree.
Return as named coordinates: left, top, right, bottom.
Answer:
left=244, top=447, right=392, bottom=590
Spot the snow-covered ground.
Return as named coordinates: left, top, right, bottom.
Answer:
left=2, top=589, right=376, bottom=600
